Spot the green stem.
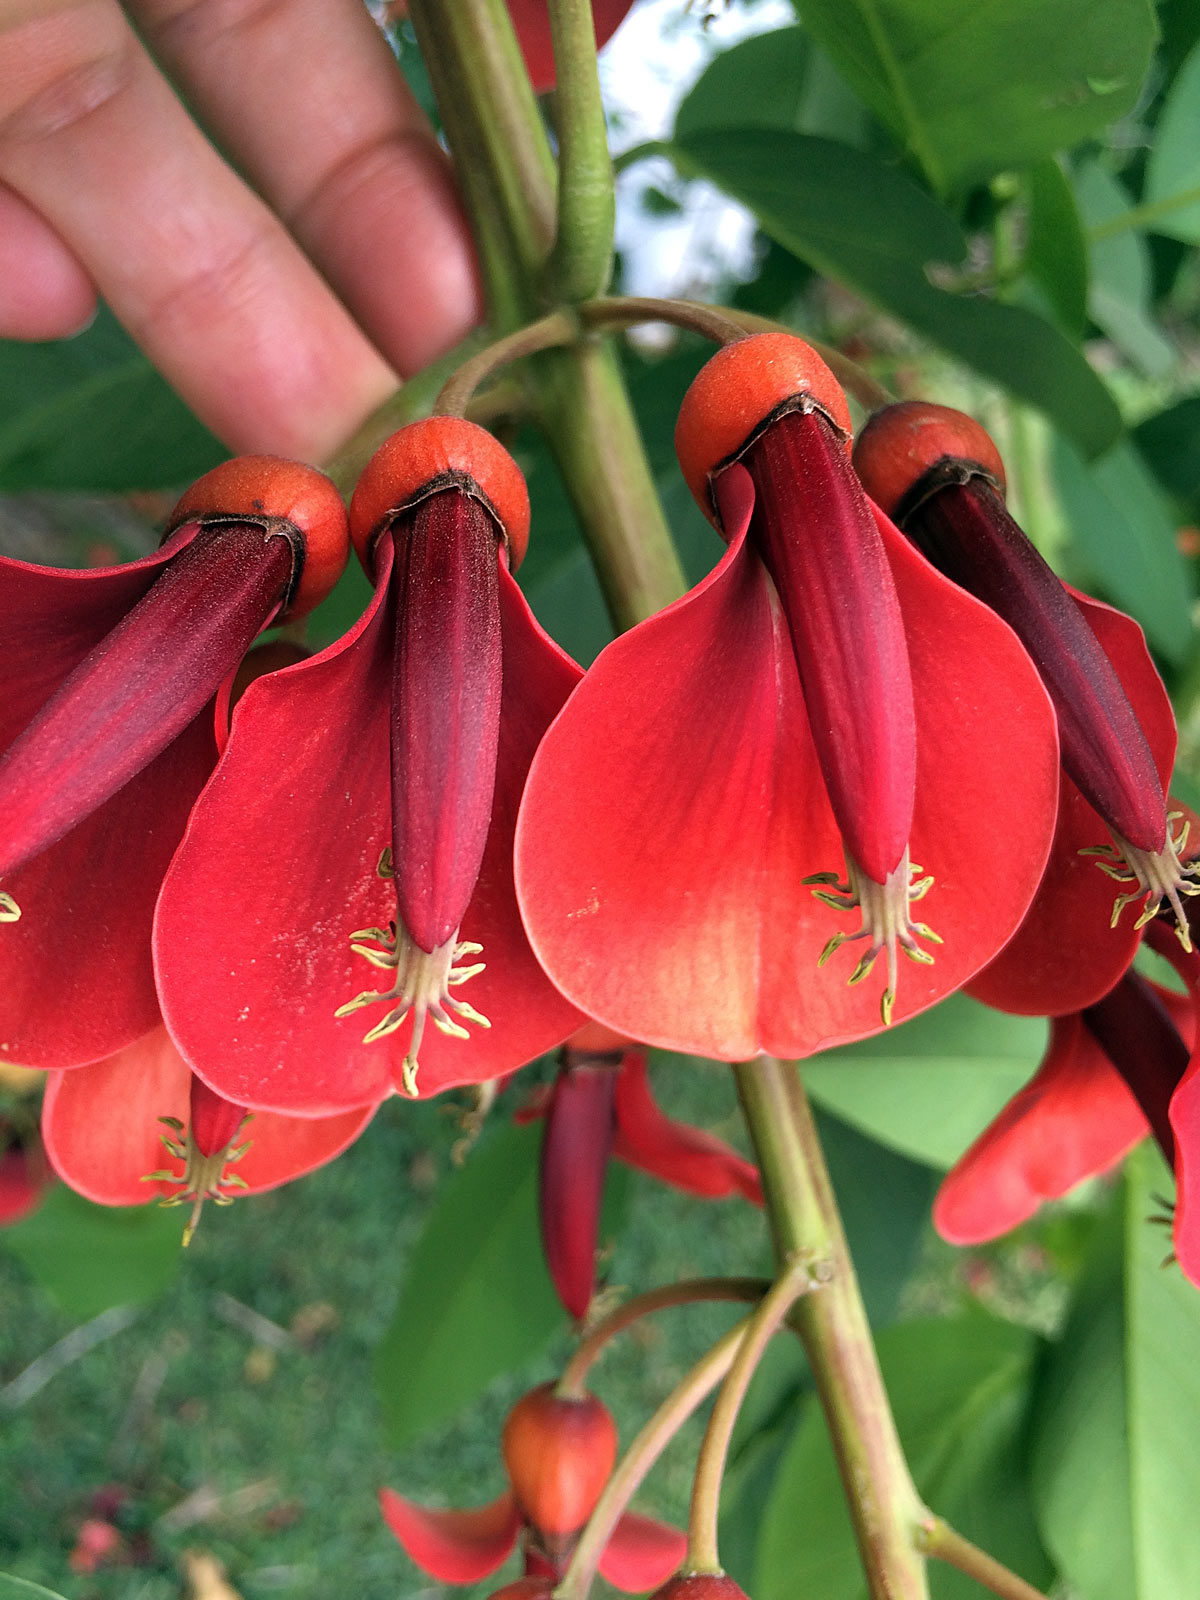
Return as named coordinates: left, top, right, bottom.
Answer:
left=558, top=1277, right=770, bottom=1397
left=546, top=0, right=615, bottom=301
left=533, top=336, right=687, bottom=631
left=554, top=1322, right=748, bottom=1600
left=685, top=1258, right=814, bottom=1575
left=918, top=1517, right=1051, bottom=1600
left=437, top=311, right=578, bottom=416
left=612, top=139, right=674, bottom=175
left=734, top=1057, right=930, bottom=1600
left=1088, top=184, right=1200, bottom=241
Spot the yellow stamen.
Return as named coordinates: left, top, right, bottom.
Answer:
left=142, top=1114, right=252, bottom=1246
left=1080, top=812, right=1200, bottom=949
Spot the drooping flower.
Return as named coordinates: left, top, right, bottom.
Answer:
left=515, top=335, right=1060, bottom=1059
left=0, top=1113, right=51, bottom=1225
left=0, top=458, right=348, bottom=1070
left=520, top=1023, right=763, bottom=1319
left=41, top=1025, right=375, bottom=1244
left=381, top=1383, right=685, bottom=1592
left=853, top=401, right=1187, bottom=1016
left=155, top=418, right=584, bottom=1115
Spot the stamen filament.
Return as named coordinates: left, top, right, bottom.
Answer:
left=808, top=848, right=940, bottom=1024
left=1082, top=812, right=1200, bottom=949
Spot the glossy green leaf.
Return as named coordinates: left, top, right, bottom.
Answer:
left=0, top=308, right=224, bottom=492
left=1026, top=159, right=1089, bottom=339
left=1133, top=396, right=1200, bottom=505
left=1, top=1185, right=182, bottom=1319
left=1032, top=1145, right=1200, bottom=1599
left=672, top=127, right=1121, bottom=456
left=675, top=26, right=871, bottom=146
left=793, top=0, right=1156, bottom=194
left=373, top=1122, right=564, bottom=1449
left=1075, top=161, right=1175, bottom=378
left=803, top=994, right=1046, bottom=1170
left=1051, top=434, right=1194, bottom=664
left=1144, top=38, right=1200, bottom=243
left=754, top=1313, right=1052, bottom=1600
left=0, top=1578, right=71, bottom=1600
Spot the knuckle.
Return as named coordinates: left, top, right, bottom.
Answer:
left=0, top=10, right=137, bottom=146
left=141, top=0, right=295, bottom=53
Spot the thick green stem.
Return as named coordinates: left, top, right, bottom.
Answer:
left=533, top=336, right=687, bottom=631
left=558, top=1277, right=770, bottom=1397
left=734, top=1057, right=930, bottom=1600
left=918, top=1517, right=1051, bottom=1600
left=546, top=0, right=615, bottom=301
left=555, top=1322, right=748, bottom=1600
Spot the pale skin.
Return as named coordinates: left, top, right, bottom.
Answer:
left=0, top=0, right=483, bottom=460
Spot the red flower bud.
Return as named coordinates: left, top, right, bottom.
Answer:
left=650, top=1576, right=749, bottom=1600
left=501, top=1385, right=618, bottom=1542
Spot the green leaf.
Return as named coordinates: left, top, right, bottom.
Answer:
left=373, top=1121, right=564, bottom=1449
left=0, top=308, right=225, bottom=492
left=1, top=1185, right=182, bottom=1319
left=1144, top=38, right=1200, bottom=243
left=675, top=27, right=871, bottom=146
left=754, top=1312, right=1053, bottom=1600
left=803, top=994, right=1046, bottom=1170
left=0, top=1578, right=71, bottom=1600
left=1074, top=161, right=1175, bottom=378
left=672, top=127, right=1121, bottom=456
left=792, top=0, right=1156, bottom=194
left=1032, top=1144, right=1200, bottom=1599
left=1025, top=159, right=1089, bottom=340
left=1133, top=396, right=1200, bottom=505
left=1051, top=434, right=1194, bottom=664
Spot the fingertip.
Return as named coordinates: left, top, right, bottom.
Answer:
left=0, top=185, right=97, bottom=342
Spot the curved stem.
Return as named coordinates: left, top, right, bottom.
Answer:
left=546, top=0, right=615, bottom=301
left=918, top=1517, right=1051, bottom=1600
left=580, top=296, right=749, bottom=345
left=686, top=1258, right=814, bottom=1574
left=612, top=139, right=674, bottom=175
left=558, top=1277, right=770, bottom=1397
left=436, top=311, right=578, bottom=416
left=735, top=1057, right=930, bottom=1599
left=554, top=1322, right=749, bottom=1600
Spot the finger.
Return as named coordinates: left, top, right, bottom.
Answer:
left=131, top=0, right=482, bottom=376
left=0, top=182, right=96, bottom=339
left=0, top=0, right=397, bottom=459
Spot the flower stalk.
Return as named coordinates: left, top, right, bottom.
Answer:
left=545, top=0, right=615, bottom=302
left=917, top=1517, right=1052, bottom=1600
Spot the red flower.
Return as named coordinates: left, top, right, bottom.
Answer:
left=515, top=335, right=1060, bottom=1059
left=505, top=0, right=635, bottom=91
left=0, top=458, right=347, bottom=1070
left=41, top=1025, right=374, bottom=1244
left=521, top=1024, right=763, bottom=1319
left=381, top=1383, right=685, bottom=1592
left=0, top=1115, right=51, bottom=1225
left=854, top=401, right=1188, bottom=1016
left=155, top=419, right=584, bottom=1115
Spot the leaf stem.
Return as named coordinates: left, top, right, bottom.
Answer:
left=557, top=1277, right=770, bottom=1398
left=1088, top=183, right=1200, bottom=241
left=685, top=1257, right=815, bottom=1574
left=545, top=0, right=615, bottom=301
left=734, top=1057, right=930, bottom=1599
left=917, top=1517, right=1052, bottom=1600
left=554, top=1322, right=749, bottom=1600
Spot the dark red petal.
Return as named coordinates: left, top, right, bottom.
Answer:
left=189, top=1075, right=249, bottom=1160
left=515, top=494, right=1058, bottom=1059
left=379, top=1488, right=520, bottom=1582
left=1144, top=935, right=1200, bottom=1286
left=390, top=493, right=504, bottom=951
left=539, top=1062, right=617, bottom=1320
left=968, top=592, right=1177, bottom=1015
left=0, top=1136, right=49, bottom=1225
left=155, top=550, right=583, bottom=1113
left=742, top=412, right=915, bottom=884
left=612, top=1052, right=762, bottom=1205
left=0, top=525, right=290, bottom=876
left=41, top=1027, right=373, bottom=1206
left=597, top=1513, right=687, bottom=1593
left=934, top=1012, right=1147, bottom=1244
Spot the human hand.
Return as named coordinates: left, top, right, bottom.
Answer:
left=0, top=0, right=482, bottom=460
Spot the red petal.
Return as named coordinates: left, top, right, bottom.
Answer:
left=378, top=1488, right=519, bottom=1582
left=597, top=1512, right=687, bottom=1592
left=515, top=498, right=1059, bottom=1058
left=968, top=592, right=1177, bottom=1015
left=155, top=549, right=583, bottom=1114
left=934, top=1012, right=1147, bottom=1244
left=0, top=1137, right=49, bottom=1225
left=612, top=1052, right=762, bottom=1204
left=506, top=0, right=633, bottom=91
left=540, top=1062, right=617, bottom=1319
left=41, top=1027, right=373, bottom=1205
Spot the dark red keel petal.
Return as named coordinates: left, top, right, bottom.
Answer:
left=597, top=1512, right=687, bottom=1592
left=934, top=1012, right=1148, bottom=1244
left=379, top=1488, right=520, bottom=1582
left=41, top=1027, right=373, bottom=1206
left=968, top=593, right=1177, bottom=1015
left=155, top=552, right=582, bottom=1113
left=612, top=1052, right=762, bottom=1204
left=540, top=1060, right=618, bottom=1321
left=515, top=504, right=1058, bottom=1059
